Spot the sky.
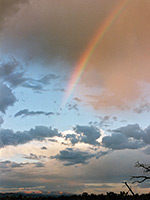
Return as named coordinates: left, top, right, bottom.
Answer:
left=0, top=0, right=150, bottom=195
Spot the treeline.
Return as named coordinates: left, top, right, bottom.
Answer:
left=1, top=192, right=150, bottom=200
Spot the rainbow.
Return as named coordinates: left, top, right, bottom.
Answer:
left=63, top=0, right=129, bottom=105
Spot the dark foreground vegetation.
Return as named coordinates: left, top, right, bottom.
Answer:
left=0, top=192, right=150, bottom=200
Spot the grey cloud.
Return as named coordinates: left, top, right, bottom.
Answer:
left=96, top=150, right=112, bottom=159
left=23, top=153, right=47, bottom=160
left=14, top=109, right=54, bottom=118
left=113, top=124, right=143, bottom=140
left=41, top=146, right=47, bottom=150
left=65, top=125, right=101, bottom=145
left=142, top=125, right=150, bottom=144
left=0, top=126, right=60, bottom=148
left=0, top=83, right=17, bottom=113
left=102, top=124, right=150, bottom=150
left=65, top=134, right=79, bottom=145
left=143, top=146, right=150, bottom=155
left=0, top=116, right=4, bottom=125
left=0, top=160, right=27, bottom=169
left=35, top=162, right=45, bottom=168
left=0, top=60, right=58, bottom=90
left=67, top=103, right=79, bottom=112
left=51, top=148, right=95, bottom=166
left=102, top=133, right=144, bottom=150
left=74, top=125, right=101, bottom=145
left=134, top=102, right=150, bottom=114
left=99, top=115, right=118, bottom=127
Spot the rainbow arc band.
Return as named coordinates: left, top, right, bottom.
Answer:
left=63, top=0, right=129, bottom=106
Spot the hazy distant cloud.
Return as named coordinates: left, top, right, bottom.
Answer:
left=0, top=126, right=60, bottom=148
left=14, top=109, right=54, bottom=118
left=0, top=83, right=16, bottom=113
left=51, top=148, right=95, bottom=166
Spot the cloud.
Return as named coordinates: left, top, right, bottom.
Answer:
left=102, top=133, right=144, bottom=150
left=142, top=125, right=150, bottom=144
left=0, top=83, right=17, bottom=113
left=0, top=116, right=4, bottom=125
left=73, top=97, right=82, bottom=102
left=23, top=153, right=47, bottom=160
left=113, top=124, right=143, bottom=140
left=51, top=148, right=95, bottom=166
left=0, top=0, right=29, bottom=28
left=0, top=126, right=60, bottom=148
left=41, top=146, right=47, bottom=150
left=35, top=162, right=45, bottom=168
left=64, top=125, right=101, bottom=145
left=67, top=103, right=79, bottom=112
left=1, top=1, right=150, bottom=109
left=0, top=160, right=27, bottom=169
left=0, top=59, right=58, bottom=91
left=143, top=146, right=150, bottom=155
left=14, top=109, right=54, bottom=118
left=134, top=102, right=150, bottom=114
left=74, top=125, right=101, bottom=145
left=102, top=124, right=149, bottom=150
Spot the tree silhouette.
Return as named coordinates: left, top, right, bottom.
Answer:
left=131, top=161, right=150, bottom=183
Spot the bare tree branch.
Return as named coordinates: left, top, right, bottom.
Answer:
left=131, top=176, right=150, bottom=183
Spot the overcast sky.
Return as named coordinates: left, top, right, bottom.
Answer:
left=0, top=0, right=150, bottom=194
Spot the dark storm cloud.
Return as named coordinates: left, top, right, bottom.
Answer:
left=0, top=126, right=60, bottom=148
left=14, top=109, right=54, bottom=118
left=0, top=59, right=58, bottom=90
left=0, top=83, right=17, bottom=113
left=0, top=0, right=29, bottom=28
left=51, top=148, right=95, bottom=166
